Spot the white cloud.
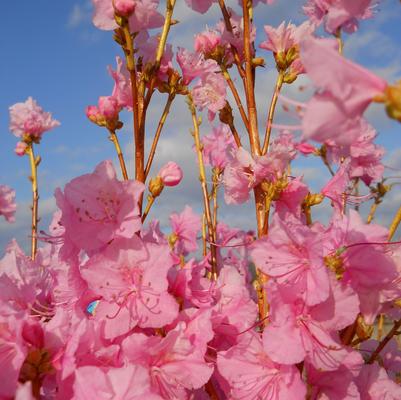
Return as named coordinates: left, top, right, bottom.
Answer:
left=67, top=2, right=92, bottom=29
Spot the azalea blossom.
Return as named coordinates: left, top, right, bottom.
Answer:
left=81, top=236, right=179, bottom=338
left=92, top=0, right=164, bottom=32
left=0, top=185, right=17, bottom=223
left=9, top=97, right=60, bottom=141
left=301, top=37, right=387, bottom=145
left=55, top=160, right=144, bottom=258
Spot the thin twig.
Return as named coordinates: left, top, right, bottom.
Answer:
left=108, top=129, right=129, bottom=180
left=27, top=144, right=39, bottom=260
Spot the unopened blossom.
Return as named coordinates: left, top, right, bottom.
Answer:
left=113, top=0, right=136, bottom=16
left=169, top=206, right=201, bottom=255
left=81, top=236, right=179, bottom=338
left=14, top=141, right=28, bottom=156
left=55, top=160, right=144, bottom=257
left=92, top=0, right=163, bottom=32
left=192, top=72, right=227, bottom=121
left=86, top=96, right=121, bottom=126
left=304, top=0, right=376, bottom=34
left=122, top=321, right=214, bottom=399
left=0, top=185, right=16, bottom=223
left=301, top=37, right=387, bottom=145
left=158, top=162, right=183, bottom=187
left=217, top=332, right=306, bottom=400
left=202, top=124, right=235, bottom=169
left=9, top=97, right=60, bottom=141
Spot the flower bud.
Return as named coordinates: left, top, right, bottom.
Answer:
left=149, top=176, right=164, bottom=197
left=98, top=96, right=120, bottom=120
left=114, top=0, right=136, bottom=17
left=158, top=162, right=183, bottom=187
left=15, top=141, right=28, bottom=156
left=296, top=142, right=317, bottom=155
left=85, top=105, right=105, bottom=126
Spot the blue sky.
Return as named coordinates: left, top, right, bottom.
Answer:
left=1, top=0, right=401, bottom=251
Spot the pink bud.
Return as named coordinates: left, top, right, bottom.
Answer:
left=86, top=105, right=101, bottom=120
left=98, top=96, right=120, bottom=120
left=296, top=142, right=317, bottom=155
left=114, top=0, right=136, bottom=17
left=15, top=141, right=27, bottom=156
left=158, top=162, right=183, bottom=186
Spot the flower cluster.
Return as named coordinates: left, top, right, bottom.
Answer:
left=2, top=0, right=401, bottom=398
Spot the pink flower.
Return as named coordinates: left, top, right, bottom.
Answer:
left=194, top=29, right=221, bottom=55
left=86, top=96, right=121, bottom=126
left=251, top=214, right=330, bottom=306
left=224, top=133, right=297, bottom=204
left=98, top=95, right=120, bottom=119
left=176, top=48, right=219, bottom=85
left=217, top=332, right=306, bottom=400
left=9, top=97, right=60, bottom=140
left=136, top=31, right=173, bottom=81
left=202, top=124, right=235, bottom=169
left=262, top=284, right=350, bottom=370
left=356, top=363, right=401, bottom=399
left=304, top=0, right=376, bottom=34
left=170, top=206, right=201, bottom=255
left=307, top=351, right=363, bottom=400
left=92, top=0, right=164, bottom=32
left=184, top=0, right=215, bottom=14
left=260, top=21, right=313, bottom=55
left=0, top=185, right=16, bottom=223
left=55, top=160, right=144, bottom=256
left=323, top=210, right=399, bottom=323
left=122, top=321, right=213, bottom=399
left=158, top=162, right=183, bottom=187
left=81, top=236, right=179, bottom=338
left=114, top=0, right=136, bottom=16
left=192, top=72, right=227, bottom=121
left=301, top=37, right=387, bottom=145
left=348, top=123, right=384, bottom=185
left=223, top=147, right=255, bottom=205
left=74, top=364, right=162, bottom=399
left=321, top=160, right=351, bottom=211
left=108, top=56, right=133, bottom=110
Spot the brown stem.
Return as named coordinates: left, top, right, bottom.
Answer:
left=367, top=201, right=379, bottom=224
left=221, top=65, right=249, bottom=130
left=388, top=204, right=401, bottom=241
left=121, top=24, right=142, bottom=184
left=367, top=319, right=401, bottom=364
left=27, top=144, right=39, bottom=260
left=242, top=0, right=260, bottom=157
left=144, top=93, right=175, bottom=178
left=188, top=95, right=218, bottom=280
left=141, top=194, right=156, bottom=223
left=109, top=130, right=129, bottom=180
left=262, top=70, right=284, bottom=154
left=217, top=0, right=246, bottom=80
